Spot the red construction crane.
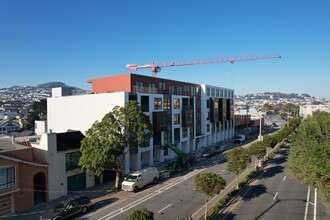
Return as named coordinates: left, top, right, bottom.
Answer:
left=126, top=54, right=281, bottom=77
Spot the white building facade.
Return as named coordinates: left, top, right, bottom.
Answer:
left=299, top=104, right=330, bottom=118
left=40, top=73, right=234, bottom=200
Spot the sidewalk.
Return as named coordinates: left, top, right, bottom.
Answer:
left=4, top=180, right=117, bottom=220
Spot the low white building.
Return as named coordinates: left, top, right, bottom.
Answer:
left=31, top=130, right=94, bottom=200
left=299, top=104, right=330, bottom=118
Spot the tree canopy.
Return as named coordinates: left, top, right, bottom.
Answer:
left=26, top=99, right=47, bottom=129
left=195, top=172, right=226, bottom=220
left=227, top=147, right=250, bottom=189
left=126, top=207, right=154, bottom=220
left=282, top=103, right=299, bottom=115
left=227, top=147, right=250, bottom=176
left=79, top=101, right=152, bottom=187
left=195, top=172, right=226, bottom=197
left=248, top=141, right=267, bottom=159
left=289, top=111, right=330, bottom=210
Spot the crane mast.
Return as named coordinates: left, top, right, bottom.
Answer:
left=126, top=54, right=281, bottom=77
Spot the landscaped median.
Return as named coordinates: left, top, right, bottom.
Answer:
left=193, top=117, right=300, bottom=220
left=187, top=143, right=285, bottom=220
left=191, top=166, right=256, bottom=220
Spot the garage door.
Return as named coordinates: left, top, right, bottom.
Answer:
left=67, top=173, right=86, bottom=192
left=0, top=194, right=12, bottom=216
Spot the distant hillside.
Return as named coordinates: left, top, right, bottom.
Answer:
left=37, top=82, right=67, bottom=88
left=239, top=92, right=313, bottom=100
left=0, top=82, right=87, bottom=105
left=36, top=82, right=86, bottom=94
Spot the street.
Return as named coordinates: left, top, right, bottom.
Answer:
left=216, top=145, right=328, bottom=220
left=78, top=153, right=238, bottom=220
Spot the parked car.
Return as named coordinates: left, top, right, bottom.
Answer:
left=122, top=167, right=159, bottom=192
left=40, top=195, right=92, bottom=220
left=214, top=145, right=225, bottom=154
left=202, top=148, right=216, bottom=158
left=233, top=134, right=246, bottom=144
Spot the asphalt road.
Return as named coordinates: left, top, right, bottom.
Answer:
left=77, top=153, right=238, bottom=220
left=216, top=145, right=329, bottom=220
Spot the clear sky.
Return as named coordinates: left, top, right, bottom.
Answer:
left=1, top=0, right=329, bottom=99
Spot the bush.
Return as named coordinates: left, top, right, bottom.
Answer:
left=126, top=208, right=154, bottom=220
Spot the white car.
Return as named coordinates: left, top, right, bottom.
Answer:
left=233, top=134, right=246, bottom=144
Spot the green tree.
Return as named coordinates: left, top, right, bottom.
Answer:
left=248, top=142, right=266, bottom=169
left=227, top=147, right=250, bottom=189
left=126, top=207, right=154, bottom=220
left=262, top=103, right=272, bottom=112
left=195, top=172, right=226, bottom=220
left=289, top=111, right=330, bottom=212
left=282, top=103, right=299, bottom=116
left=79, top=101, right=152, bottom=188
left=262, top=135, right=277, bottom=148
left=26, top=99, right=47, bottom=129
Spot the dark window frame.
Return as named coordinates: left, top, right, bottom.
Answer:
left=154, top=97, right=162, bottom=110
left=0, top=167, right=15, bottom=190
left=66, top=151, right=82, bottom=171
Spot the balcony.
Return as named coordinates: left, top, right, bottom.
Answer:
left=132, top=86, right=158, bottom=94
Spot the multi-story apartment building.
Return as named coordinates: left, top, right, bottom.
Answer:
left=44, top=73, right=234, bottom=195
left=299, top=104, right=330, bottom=118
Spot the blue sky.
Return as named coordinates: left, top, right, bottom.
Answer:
left=1, top=0, right=329, bottom=99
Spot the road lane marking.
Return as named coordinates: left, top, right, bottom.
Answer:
left=92, top=168, right=205, bottom=220
left=218, top=169, right=225, bottom=175
left=273, top=192, right=278, bottom=200
left=220, top=167, right=270, bottom=219
left=314, top=188, right=317, bottom=220
left=304, top=187, right=310, bottom=220
left=158, top=204, right=172, bottom=213
left=283, top=176, right=286, bottom=181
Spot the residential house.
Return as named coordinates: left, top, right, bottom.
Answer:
left=0, top=134, right=48, bottom=216
left=30, top=130, right=94, bottom=201
left=0, top=119, right=21, bottom=134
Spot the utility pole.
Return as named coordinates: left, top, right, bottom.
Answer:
left=245, top=104, right=249, bottom=136
left=258, top=115, right=263, bottom=141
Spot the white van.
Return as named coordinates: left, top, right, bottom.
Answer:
left=122, top=167, right=159, bottom=192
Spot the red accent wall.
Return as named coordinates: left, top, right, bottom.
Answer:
left=86, top=74, right=132, bottom=93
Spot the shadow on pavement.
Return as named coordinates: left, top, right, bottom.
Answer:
left=214, top=211, right=236, bottom=220
left=260, top=165, right=284, bottom=179
left=272, top=156, right=287, bottom=165
left=241, top=184, right=267, bottom=201
left=90, top=198, right=119, bottom=210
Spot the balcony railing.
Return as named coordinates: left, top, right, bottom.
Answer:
left=132, top=86, right=158, bottom=94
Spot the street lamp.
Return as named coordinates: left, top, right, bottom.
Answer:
left=258, top=115, right=263, bottom=141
